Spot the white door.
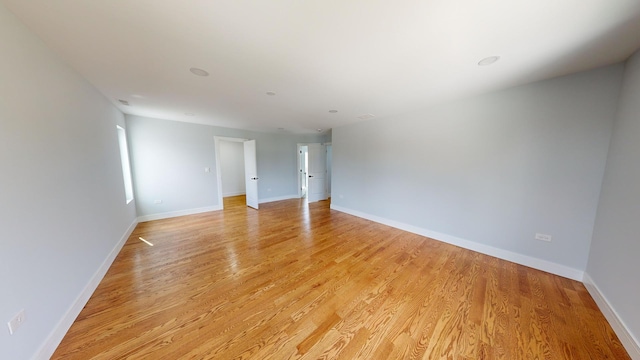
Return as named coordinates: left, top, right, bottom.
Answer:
left=244, top=140, right=259, bottom=209
left=298, top=146, right=309, bottom=198
left=307, top=144, right=327, bottom=202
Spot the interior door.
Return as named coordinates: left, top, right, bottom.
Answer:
left=299, top=146, right=309, bottom=198
left=307, top=144, right=327, bottom=202
left=244, top=140, right=259, bottom=209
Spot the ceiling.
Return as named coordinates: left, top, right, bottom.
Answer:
left=3, top=0, right=640, bottom=134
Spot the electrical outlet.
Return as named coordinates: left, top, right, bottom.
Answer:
left=535, top=233, right=552, bottom=242
left=154, top=200, right=162, bottom=204
left=7, top=309, right=25, bottom=335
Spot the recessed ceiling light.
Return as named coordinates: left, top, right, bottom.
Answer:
left=189, top=67, right=209, bottom=76
left=266, top=91, right=276, bottom=96
left=118, top=99, right=130, bottom=106
left=185, top=113, right=195, bottom=116
left=317, top=129, right=323, bottom=132
left=277, top=127, right=285, bottom=130
left=329, top=110, right=338, bottom=113
left=478, top=56, right=500, bottom=66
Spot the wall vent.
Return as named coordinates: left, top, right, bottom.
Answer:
left=357, top=113, right=375, bottom=120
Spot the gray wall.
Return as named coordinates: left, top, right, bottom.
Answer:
left=220, top=140, right=246, bottom=196
left=126, top=115, right=323, bottom=217
left=0, top=4, right=137, bottom=359
left=332, top=65, right=623, bottom=272
left=587, top=50, right=640, bottom=345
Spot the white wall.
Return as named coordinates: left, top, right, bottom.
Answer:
left=586, top=50, right=640, bottom=355
left=127, top=115, right=324, bottom=219
left=331, top=65, right=623, bottom=277
left=126, top=116, right=218, bottom=218
left=0, top=4, right=137, bottom=360
left=220, top=141, right=246, bottom=196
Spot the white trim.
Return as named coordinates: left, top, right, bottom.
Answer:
left=215, top=136, right=248, bottom=142
left=33, top=219, right=138, bottom=360
left=137, top=205, right=222, bottom=222
left=583, top=273, right=640, bottom=359
left=223, top=191, right=246, bottom=197
left=330, top=204, right=584, bottom=281
left=259, top=194, right=299, bottom=204
left=297, top=144, right=303, bottom=198
left=214, top=136, right=225, bottom=211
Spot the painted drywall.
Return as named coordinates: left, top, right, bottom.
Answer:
left=220, top=140, right=246, bottom=196
left=587, top=50, right=640, bottom=351
left=0, top=4, right=137, bottom=360
left=331, top=65, right=623, bottom=274
left=126, top=115, right=323, bottom=218
left=126, top=116, right=219, bottom=217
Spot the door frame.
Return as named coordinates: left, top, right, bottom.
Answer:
left=325, top=143, right=332, bottom=198
left=214, top=136, right=249, bottom=210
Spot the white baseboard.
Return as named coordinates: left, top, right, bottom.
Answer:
left=259, top=194, right=299, bottom=204
left=329, top=204, right=584, bottom=281
left=223, top=191, right=246, bottom=197
left=138, top=198, right=297, bottom=221
left=33, top=219, right=138, bottom=360
left=583, top=273, right=640, bottom=359
left=137, top=205, right=222, bottom=222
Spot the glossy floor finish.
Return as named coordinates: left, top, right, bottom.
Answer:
left=52, top=196, right=630, bottom=359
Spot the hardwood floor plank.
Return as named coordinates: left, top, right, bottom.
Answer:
left=51, top=196, right=631, bottom=359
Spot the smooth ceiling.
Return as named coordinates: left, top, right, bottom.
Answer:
left=3, top=0, right=640, bottom=133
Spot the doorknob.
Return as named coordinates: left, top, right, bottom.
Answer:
left=251, top=177, right=259, bottom=180
left=308, top=175, right=314, bottom=178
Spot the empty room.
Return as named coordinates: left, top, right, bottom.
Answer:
left=1, top=1, right=639, bottom=359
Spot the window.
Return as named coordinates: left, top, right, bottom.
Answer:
left=116, top=125, right=134, bottom=204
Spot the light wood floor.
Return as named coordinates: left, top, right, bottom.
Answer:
left=52, top=196, right=630, bottom=359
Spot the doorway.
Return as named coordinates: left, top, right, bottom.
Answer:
left=219, top=140, right=246, bottom=197
left=214, top=136, right=259, bottom=209
left=297, top=143, right=331, bottom=202
left=299, top=145, right=309, bottom=198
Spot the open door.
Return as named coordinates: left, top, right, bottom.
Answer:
left=298, top=145, right=309, bottom=198
left=244, top=140, right=259, bottom=209
left=307, top=143, right=327, bottom=202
